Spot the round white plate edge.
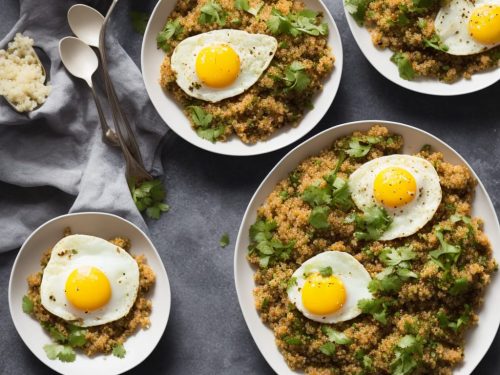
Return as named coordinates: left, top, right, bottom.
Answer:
left=8, top=212, right=171, bottom=375
left=140, top=0, right=344, bottom=156
left=341, top=6, right=500, bottom=96
left=234, top=120, right=500, bottom=374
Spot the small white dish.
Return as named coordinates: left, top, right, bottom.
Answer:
left=141, top=0, right=343, bottom=156
left=234, top=120, right=500, bottom=374
left=342, top=7, right=500, bottom=96
left=8, top=212, right=171, bottom=375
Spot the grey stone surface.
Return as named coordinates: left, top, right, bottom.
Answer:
left=0, top=0, right=499, bottom=374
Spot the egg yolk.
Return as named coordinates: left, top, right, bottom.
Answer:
left=195, top=44, right=240, bottom=88
left=469, top=5, right=500, bottom=45
left=373, top=167, right=417, bottom=208
left=65, top=266, right=111, bottom=311
left=301, top=273, right=346, bottom=315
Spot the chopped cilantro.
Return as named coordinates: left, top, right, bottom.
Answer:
left=287, top=276, right=298, bottom=290
left=267, top=8, right=328, bottom=36
left=156, top=19, right=183, bottom=52
left=322, top=326, right=352, bottom=345
left=219, top=233, right=230, bottom=248
left=390, top=335, right=423, bottom=375
left=391, top=52, right=415, bottom=80
left=429, top=227, right=461, bottom=270
left=411, top=0, right=438, bottom=13
left=319, top=341, right=336, bottom=356
left=449, top=277, right=469, bottom=296
left=358, top=298, right=390, bottom=325
left=68, top=325, right=87, bottom=348
left=345, top=0, right=373, bottom=24
left=234, top=0, right=264, bottom=16
left=130, top=11, right=149, bottom=34
left=281, top=61, right=311, bottom=92
left=284, top=336, right=303, bottom=345
left=44, top=344, right=76, bottom=362
left=319, top=266, right=333, bottom=277
left=302, top=184, right=331, bottom=207
left=346, top=136, right=381, bottom=158
left=187, top=106, right=225, bottom=143
left=347, top=206, right=393, bottom=241
left=42, top=322, right=67, bottom=343
left=22, top=295, right=33, bottom=314
left=380, top=246, right=416, bottom=267
left=249, top=219, right=295, bottom=268
left=423, top=34, right=449, bottom=52
left=199, top=0, right=227, bottom=26
left=437, top=305, right=471, bottom=333
left=112, top=343, right=127, bottom=358
left=131, top=179, right=169, bottom=219
left=309, top=206, right=331, bottom=229
left=371, top=246, right=418, bottom=294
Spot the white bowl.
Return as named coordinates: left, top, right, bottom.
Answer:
left=141, top=0, right=343, bottom=156
left=8, top=212, right=171, bottom=375
left=234, top=120, right=500, bottom=374
left=343, top=7, right=500, bottom=96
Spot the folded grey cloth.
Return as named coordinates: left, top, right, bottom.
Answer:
left=0, top=0, right=168, bottom=252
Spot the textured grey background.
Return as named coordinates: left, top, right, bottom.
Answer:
left=0, top=0, right=498, bottom=374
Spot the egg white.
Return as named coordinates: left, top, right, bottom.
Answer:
left=170, top=29, right=278, bottom=102
left=435, top=0, right=500, bottom=55
left=287, top=251, right=372, bottom=323
left=40, top=234, right=140, bottom=327
left=348, top=154, right=442, bottom=241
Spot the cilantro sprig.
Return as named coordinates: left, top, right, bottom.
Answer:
left=234, top=0, right=264, bottom=16
left=44, top=344, right=76, bottom=362
left=199, top=0, right=227, bottom=26
left=156, top=19, right=183, bottom=52
left=267, top=8, right=328, bottom=36
left=345, top=136, right=382, bottom=158
left=41, top=324, right=88, bottom=362
left=358, top=297, right=391, bottom=325
left=248, top=219, right=295, bottom=268
left=437, top=305, right=471, bottom=333
left=344, top=0, right=373, bottom=25
left=391, top=52, right=415, bottom=81
left=429, top=227, right=461, bottom=271
left=346, top=206, right=393, bottom=241
left=280, top=61, right=311, bottom=92
left=390, top=335, right=423, bottom=375
left=319, top=326, right=352, bottom=356
left=22, top=295, right=34, bottom=314
left=112, top=343, right=127, bottom=358
left=423, top=34, right=449, bottom=52
left=187, top=106, right=225, bottom=143
left=131, top=179, right=170, bottom=219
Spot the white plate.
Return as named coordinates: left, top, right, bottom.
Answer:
left=8, top=212, right=171, bottom=375
left=343, top=7, right=500, bottom=96
left=141, top=0, right=343, bottom=156
left=234, top=120, right=500, bottom=374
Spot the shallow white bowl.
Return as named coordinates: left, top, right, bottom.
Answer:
left=342, top=7, right=500, bottom=96
left=234, top=120, right=500, bottom=374
left=141, top=0, right=343, bottom=156
left=8, top=212, right=171, bottom=375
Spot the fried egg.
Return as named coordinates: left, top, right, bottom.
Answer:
left=40, top=234, right=140, bottom=327
left=349, top=154, right=442, bottom=241
left=435, top=0, right=500, bottom=55
left=170, top=29, right=277, bottom=102
left=287, top=251, right=372, bottom=323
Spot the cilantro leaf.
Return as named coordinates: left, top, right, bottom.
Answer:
left=302, top=184, right=331, bottom=207
left=322, top=326, right=352, bottom=345
left=112, top=343, right=127, bottom=358
left=188, top=106, right=213, bottom=128
left=199, top=0, right=227, bottom=26
left=347, top=206, right=393, bottom=241
left=284, top=336, right=303, bottom=345
left=319, top=341, right=336, bottom=355
left=282, top=61, right=311, bottom=92
left=42, top=322, right=67, bottom=343
left=330, top=178, right=353, bottom=211
left=429, top=228, right=461, bottom=270
left=197, top=125, right=226, bottom=143
left=437, top=305, right=471, bottom=333
left=309, top=206, right=331, bottom=229
left=22, top=295, right=33, bottom=314
left=248, top=219, right=295, bottom=268
left=234, top=0, right=264, bottom=16
left=68, top=326, right=87, bottom=348
left=131, top=179, right=169, bottom=219
left=44, top=344, right=63, bottom=360
left=449, top=277, right=469, bottom=296
left=380, top=246, right=416, bottom=267
left=220, top=233, right=230, bottom=248
left=44, top=344, right=76, bottom=362
left=423, top=34, right=449, bottom=52
left=346, top=136, right=381, bottom=158
left=391, top=52, right=415, bottom=80
left=267, top=8, right=328, bottom=36
left=344, top=0, right=373, bottom=25
left=358, top=298, right=390, bottom=325
left=130, top=11, right=149, bottom=35
left=156, top=19, right=183, bottom=52
left=319, top=266, right=333, bottom=277
left=390, top=335, right=423, bottom=375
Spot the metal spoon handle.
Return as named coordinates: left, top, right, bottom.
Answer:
left=87, top=82, right=119, bottom=147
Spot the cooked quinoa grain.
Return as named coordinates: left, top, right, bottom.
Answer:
left=159, top=0, right=335, bottom=143
left=248, top=125, right=497, bottom=374
left=25, top=231, right=155, bottom=357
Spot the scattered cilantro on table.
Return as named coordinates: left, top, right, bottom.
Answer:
left=220, top=233, right=230, bottom=248
left=130, top=11, right=149, bottom=34
left=131, top=179, right=170, bottom=219
left=156, top=19, right=183, bottom=52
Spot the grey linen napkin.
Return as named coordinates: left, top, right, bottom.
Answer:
left=0, top=0, right=168, bottom=252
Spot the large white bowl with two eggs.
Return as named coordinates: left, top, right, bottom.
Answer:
left=141, top=0, right=343, bottom=156
left=234, top=120, right=500, bottom=374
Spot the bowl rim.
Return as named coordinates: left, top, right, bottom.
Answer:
left=233, top=119, right=500, bottom=374
left=8, top=211, right=171, bottom=375
left=342, top=5, right=500, bottom=96
left=140, top=0, right=344, bottom=156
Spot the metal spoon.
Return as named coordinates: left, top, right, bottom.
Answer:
left=67, top=3, right=151, bottom=183
left=59, top=36, right=119, bottom=147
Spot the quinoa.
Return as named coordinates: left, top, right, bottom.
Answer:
left=347, top=0, right=500, bottom=82
left=159, top=0, right=335, bottom=143
left=248, top=125, right=497, bottom=374
left=24, top=230, right=155, bottom=357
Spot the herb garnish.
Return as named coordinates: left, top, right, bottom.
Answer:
left=234, top=0, right=264, bottom=16
left=358, top=298, right=391, bottom=325
left=429, top=227, right=461, bottom=270
left=391, top=53, right=415, bottom=80
left=199, top=0, right=227, bottom=26
left=131, top=179, right=170, bottom=219
left=22, top=295, right=34, bottom=314
left=44, top=344, right=76, bottom=362
left=280, top=61, right=311, bottom=92
left=346, top=206, right=393, bottom=241
left=248, top=219, right=295, bottom=268
left=112, top=343, right=127, bottom=358
left=346, top=136, right=382, bottom=158
left=344, top=0, right=373, bottom=25
left=156, top=19, right=183, bottom=52
left=437, top=305, right=471, bottom=332
left=319, top=326, right=352, bottom=355
left=187, top=106, right=225, bottom=142
left=390, top=335, right=423, bottom=375
left=319, top=266, right=333, bottom=277
left=41, top=324, right=88, bottom=362
left=267, top=9, right=328, bottom=36
left=220, top=233, right=230, bottom=248
left=370, top=246, right=418, bottom=293
left=423, top=34, right=449, bottom=52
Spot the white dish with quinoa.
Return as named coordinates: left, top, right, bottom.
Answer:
left=141, top=0, right=343, bottom=156
left=342, top=0, right=500, bottom=95
left=8, top=212, right=171, bottom=375
left=234, top=120, right=500, bottom=374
